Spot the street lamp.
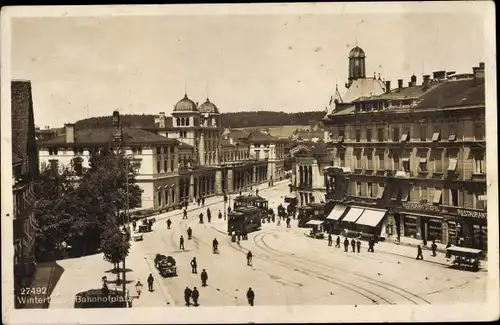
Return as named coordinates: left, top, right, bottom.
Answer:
left=135, top=280, right=143, bottom=298
left=122, top=153, right=134, bottom=305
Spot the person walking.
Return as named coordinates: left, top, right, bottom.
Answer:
left=207, top=208, right=212, bottom=223
left=344, top=238, right=349, bottom=252
left=183, top=208, right=188, bottom=220
left=246, top=287, right=255, bottom=306
left=201, top=269, right=208, bottom=287
left=256, top=189, right=259, bottom=196
left=356, top=239, right=361, bottom=253
left=132, top=221, right=137, bottom=232
left=335, top=236, right=341, bottom=248
left=147, top=273, right=154, bottom=292
left=192, top=287, right=200, bottom=306
left=431, top=240, right=437, bottom=257
left=197, top=197, right=201, bottom=206
left=187, top=227, right=192, bottom=240
left=190, top=257, right=197, bottom=274
left=199, top=213, right=204, bottom=224
left=416, top=245, right=424, bottom=260
left=351, top=238, right=356, bottom=252
left=179, top=235, right=185, bottom=250
left=184, top=286, right=192, bottom=306
left=218, top=210, right=223, bottom=219
left=202, top=197, right=205, bottom=206
left=247, top=251, right=253, bottom=266
left=328, top=233, right=333, bottom=246
left=286, top=217, right=291, bottom=228
left=166, top=219, right=172, bottom=230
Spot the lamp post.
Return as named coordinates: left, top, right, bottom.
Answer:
left=135, top=280, right=143, bottom=298
left=122, top=154, right=134, bottom=304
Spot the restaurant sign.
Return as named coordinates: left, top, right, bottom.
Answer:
left=402, top=202, right=441, bottom=213
left=457, top=209, right=487, bottom=219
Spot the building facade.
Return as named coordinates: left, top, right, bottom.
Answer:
left=323, top=60, right=487, bottom=250
left=11, top=80, right=39, bottom=294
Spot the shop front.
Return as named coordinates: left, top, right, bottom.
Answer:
left=354, top=208, right=388, bottom=239
left=450, top=208, right=488, bottom=251
left=325, top=204, right=348, bottom=234
left=397, top=202, right=445, bottom=244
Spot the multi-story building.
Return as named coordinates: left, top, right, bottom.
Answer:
left=323, top=60, right=487, bottom=251
left=11, top=80, right=39, bottom=294
left=38, top=111, right=181, bottom=211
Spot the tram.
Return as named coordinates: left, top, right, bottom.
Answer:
left=233, top=195, right=270, bottom=219
left=227, top=206, right=262, bottom=235
left=297, top=202, right=326, bottom=228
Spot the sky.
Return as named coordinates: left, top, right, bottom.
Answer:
left=10, top=7, right=487, bottom=128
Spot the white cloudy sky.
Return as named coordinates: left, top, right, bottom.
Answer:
left=10, top=5, right=488, bottom=128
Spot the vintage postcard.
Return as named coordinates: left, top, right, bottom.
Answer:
left=1, top=2, right=498, bottom=324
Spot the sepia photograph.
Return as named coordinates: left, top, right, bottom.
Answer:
left=1, top=2, right=498, bottom=324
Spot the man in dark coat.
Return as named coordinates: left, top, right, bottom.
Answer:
left=191, top=287, right=200, bottom=306
left=218, top=210, right=223, bottom=219
left=328, top=233, right=333, bottom=246
left=190, top=257, right=197, bottom=274
left=416, top=245, right=424, bottom=260
left=202, top=197, right=205, bottom=206
left=199, top=213, right=204, bottom=224
left=183, top=208, right=188, bottom=219
left=256, top=189, right=259, bottom=196
left=197, top=197, right=201, bottom=206
left=132, top=221, right=137, bottom=232
left=247, top=287, right=255, bottom=306
left=344, top=238, right=349, bottom=252
left=184, top=286, right=192, bottom=306
left=166, top=218, right=172, bottom=229
left=335, top=236, right=341, bottom=248
left=286, top=217, right=291, bottom=228
left=431, top=240, right=437, bottom=257
left=368, top=239, right=375, bottom=253
left=147, top=273, right=154, bottom=292
left=247, top=251, right=253, bottom=266
left=179, top=235, right=185, bottom=250
left=201, top=269, right=208, bottom=287
left=351, top=238, right=356, bottom=252
left=356, top=239, right=361, bottom=253
left=207, top=208, right=212, bottom=223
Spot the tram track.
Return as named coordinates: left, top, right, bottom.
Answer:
left=253, top=230, right=431, bottom=305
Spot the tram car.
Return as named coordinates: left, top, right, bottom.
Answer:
left=297, top=202, right=326, bottom=228
left=233, top=195, right=270, bottom=219
left=227, top=206, right=262, bottom=235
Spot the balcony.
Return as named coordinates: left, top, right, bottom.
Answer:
left=471, top=173, right=486, bottom=181
left=431, top=171, right=444, bottom=180
left=353, top=168, right=363, bottom=175
left=417, top=171, right=429, bottom=179
left=395, top=170, right=412, bottom=179
left=376, top=170, right=386, bottom=177
left=365, top=168, right=374, bottom=176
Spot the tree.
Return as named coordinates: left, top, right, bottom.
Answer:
left=100, top=223, right=131, bottom=280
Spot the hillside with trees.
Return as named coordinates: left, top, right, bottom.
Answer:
left=71, top=111, right=326, bottom=130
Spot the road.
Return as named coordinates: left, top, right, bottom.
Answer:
left=132, top=182, right=487, bottom=307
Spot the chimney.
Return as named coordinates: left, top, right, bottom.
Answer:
left=65, top=123, right=75, bottom=144
left=473, top=62, right=485, bottom=79
left=45, top=125, right=50, bottom=130
left=385, top=80, right=391, bottom=94
left=398, top=79, right=403, bottom=90
left=410, top=74, right=417, bottom=87
left=159, top=111, right=165, bottom=118
left=112, top=110, right=120, bottom=127
left=422, top=75, right=431, bottom=90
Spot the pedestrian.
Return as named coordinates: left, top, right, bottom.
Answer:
left=247, top=287, right=255, bottom=306
left=416, top=245, right=424, bottom=260
left=256, top=189, right=259, bottom=196
left=190, top=257, right=197, bottom=274
left=207, top=208, right=212, bottom=223
left=184, top=286, right=192, bottom=306
left=166, top=219, right=172, bottom=230
left=247, top=250, right=253, bottom=266
left=228, top=206, right=232, bottom=214
left=147, top=273, right=154, bottom=292
left=344, top=238, right=349, bottom=252
left=132, top=221, right=137, bottom=232
left=201, top=269, right=208, bottom=287
left=192, top=287, right=200, bottom=306
left=286, top=217, right=291, bottom=228
left=187, top=227, right=192, bottom=240
left=239, top=191, right=242, bottom=196
left=199, top=213, right=204, bottom=224
left=368, top=239, right=374, bottom=253
left=351, top=238, right=356, bottom=252
left=335, top=236, right=340, bottom=248
left=356, top=239, right=361, bottom=253
left=183, top=208, right=187, bottom=219
left=197, top=197, right=201, bottom=206
left=180, top=235, right=185, bottom=250
left=328, top=233, right=333, bottom=246
left=218, top=210, right=222, bottom=219
left=431, top=240, right=437, bottom=257
left=185, top=200, right=188, bottom=209
left=202, top=197, right=205, bottom=206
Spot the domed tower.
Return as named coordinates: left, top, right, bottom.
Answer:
left=346, top=46, right=366, bottom=88
left=198, top=97, right=221, bottom=166
left=171, top=93, right=200, bottom=149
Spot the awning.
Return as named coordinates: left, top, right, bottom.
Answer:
left=355, top=209, right=387, bottom=227
left=432, top=132, right=441, bottom=142
left=433, top=190, right=442, bottom=204
left=342, top=207, right=365, bottom=223
left=326, top=205, right=348, bottom=220
left=306, top=220, right=324, bottom=226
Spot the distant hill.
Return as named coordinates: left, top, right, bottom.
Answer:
left=72, top=111, right=326, bottom=130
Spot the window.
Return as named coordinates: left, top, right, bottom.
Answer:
left=49, top=148, right=58, bottom=155
left=378, top=152, right=384, bottom=170
left=434, top=152, right=443, bottom=173
left=158, top=190, right=162, bottom=207
left=392, top=128, right=400, bottom=142
left=475, top=192, right=486, bottom=210
left=157, top=160, right=161, bottom=173
left=421, top=187, right=428, bottom=202
left=255, top=150, right=261, bottom=160
left=474, top=154, right=485, bottom=174
left=338, top=128, right=345, bottom=142
left=399, top=188, right=410, bottom=201
left=393, top=153, right=400, bottom=170
left=133, top=161, right=141, bottom=174
left=171, top=188, right=175, bottom=203
left=433, top=189, right=442, bottom=204
left=450, top=189, right=459, bottom=206
left=171, top=159, right=174, bottom=171
left=355, top=151, right=361, bottom=169
left=419, top=158, right=427, bottom=172
left=447, top=157, right=458, bottom=172
left=377, top=128, right=384, bottom=142
left=355, top=129, right=361, bottom=142
left=402, top=158, right=410, bottom=172
left=156, top=147, right=161, bottom=154
left=377, top=184, right=385, bottom=199
left=366, top=129, right=372, bottom=142
left=432, top=132, right=441, bottom=142
left=366, top=152, right=373, bottom=169
left=400, top=132, right=409, bottom=142
left=356, top=182, right=362, bottom=196
left=73, top=158, right=83, bottom=176
left=367, top=182, right=373, bottom=197
left=339, top=152, right=345, bottom=167
left=474, top=123, right=484, bottom=140
left=164, top=159, right=168, bottom=172
left=186, top=118, right=190, bottom=126
left=420, top=125, right=427, bottom=141
left=176, top=118, right=180, bottom=126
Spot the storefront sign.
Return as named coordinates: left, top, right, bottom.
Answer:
left=402, top=202, right=442, bottom=213
left=457, top=209, right=487, bottom=219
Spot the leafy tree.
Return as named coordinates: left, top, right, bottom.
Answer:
left=100, top=223, right=131, bottom=279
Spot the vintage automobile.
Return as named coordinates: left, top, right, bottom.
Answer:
left=305, top=221, right=326, bottom=239
left=297, top=202, right=326, bottom=227
left=132, top=231, right=143, bottom=241
left=446, top=246, right=483, bottom=272
left=154, top=254, right=177, bottom=277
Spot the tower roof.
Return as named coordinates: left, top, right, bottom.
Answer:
left=349, top=46, right=366, bottom=58
left=174, top=94, right=198, bottom=112
left=198, top=98, right=219, bottom=114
